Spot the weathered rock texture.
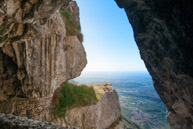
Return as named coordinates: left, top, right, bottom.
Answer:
left=0, top=0, right=86, bottom=99
left=52, top=84, right=122, bottom=129
left=0, top=0, right=87, bottom=126
left=0, top=1, right=123, bottom=129
left=0, top=0, right=70, bottom=46
left=0, top=84, right=122, bottom=129
left=114, top=0, right=193, bottom=129
left=0, top=113, right=74, bottom=129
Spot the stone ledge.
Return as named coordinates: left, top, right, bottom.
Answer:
left=0, top=113, right=77, bottom=129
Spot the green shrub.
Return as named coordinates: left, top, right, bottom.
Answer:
left=59, top=10, right=72, bottom=20
left=59, top=10, right=79, bottom=34
left=59, top=10, right=83, bottom=43
left=52, top=82, right=97, bottom=117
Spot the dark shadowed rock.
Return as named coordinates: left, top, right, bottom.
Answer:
left=114, top=0, right=193, bottom=128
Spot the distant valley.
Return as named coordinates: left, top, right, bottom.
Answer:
left=73, top=72, right=170, bottom=129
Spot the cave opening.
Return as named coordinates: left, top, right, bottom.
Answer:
left=73, top=0, right=170, bottom=128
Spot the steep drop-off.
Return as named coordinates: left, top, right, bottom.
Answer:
left=114, top=0, right=193, bottom=129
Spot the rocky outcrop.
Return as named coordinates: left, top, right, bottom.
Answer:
left=51, top=84, right=122, bottom=129
left=0, top=1, right=123, bottom=129
left=0, top=0, right=87, bottom=126
left=0, top=0, right=86, bottom=99
left=0, top=84, right=122, bottom=129
left=0, top=0, right=71, bottom=46
left=114, top=0, right=193, bottom=128
left=0, top=113, right=73, bottom=129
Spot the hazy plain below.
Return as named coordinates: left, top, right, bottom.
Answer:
left=72, top=71, right=169, bottom=129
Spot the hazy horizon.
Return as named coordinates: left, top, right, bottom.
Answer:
left=75, top=71, right=152, bottom=82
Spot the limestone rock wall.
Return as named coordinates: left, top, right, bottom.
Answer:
left=0, top=0, right=71, bottom=46
left=0, top=0, right=87, bottom=125
left=0, top=0, right=87, bottom=98
left=114, top=0, right=193, bottom=128
left=0, top=85, right=122, bottom=129
left=0, top=0, right=122, bottom=128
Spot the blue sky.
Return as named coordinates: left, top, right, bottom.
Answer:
left=75, top=0, right=147, bottom=72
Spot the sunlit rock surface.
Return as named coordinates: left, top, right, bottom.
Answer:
left=0, top=0, right=123, bottom=129
left=0, top=0, right=86, bottom=98
left=0, top=0, right=87, bottom=126
left=60, top=84, right=122, bottom=129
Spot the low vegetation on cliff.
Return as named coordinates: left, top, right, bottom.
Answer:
left=52, top=82, right=97, bottom=117
left=59, top=10, right=83, bottom=42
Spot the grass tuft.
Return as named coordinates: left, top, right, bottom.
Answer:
left=52, top=82, right=97, bottom=117
left=59, top=10, right=72, bottom=20
left=59, top=10, right=83, bottom=43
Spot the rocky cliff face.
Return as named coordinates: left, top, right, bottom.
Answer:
left=0, top=84, right=122, bottom=129
left=0, top=1, right=123, bottom=129
left=0, top=0, right=86, bottom=99
left=114, top=0, right=193, bottom=129
left=0, top=0, right=86, bottom=125
left=0, top=0, right=70, bottom=46
left=52, top=84, right=122, bottom=129
left=65, top=85, right=121, bottom=129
